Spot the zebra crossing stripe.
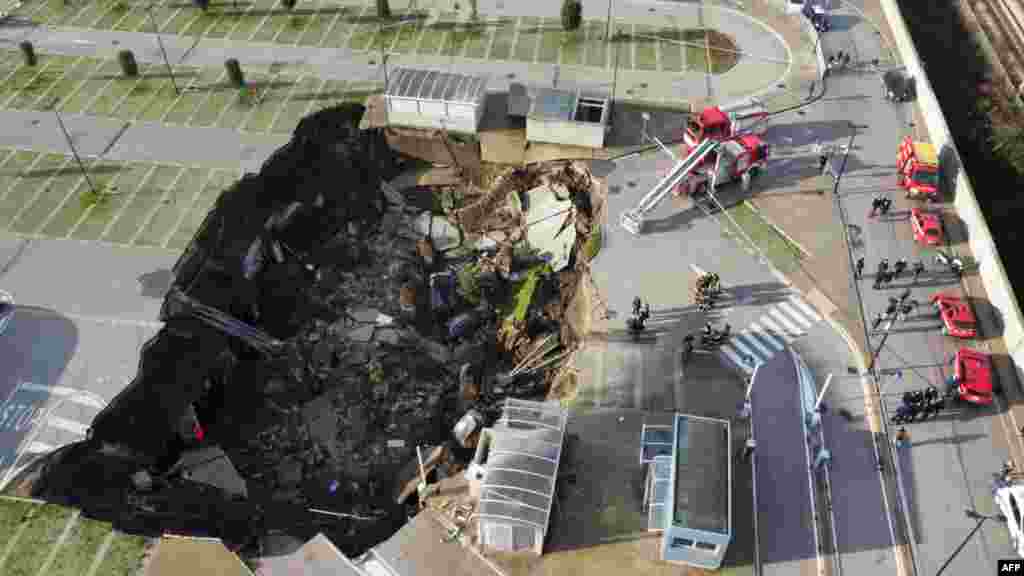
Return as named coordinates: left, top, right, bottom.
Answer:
left=789, top=297, right=821, bottom=322
left=759, top=316, right=791, bottom=341
left=738, top=331, right=774, bottom=358
left=719, top=344, right=751, bottom=372
left=777, top=301, right=814, bottom=329
left=749, top=322, right=785, bottom=351
left=769, top=309, right=804, bottom=336
left=18, top=383, right=105, bottom=410
left=25, top=441, right=55, bottom=454
left=728, top=335, right=762, bottom=365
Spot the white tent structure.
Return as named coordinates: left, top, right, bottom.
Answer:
left=384, top=68, right=489, bottom=134
left=471, top=398, right=568, bottom=555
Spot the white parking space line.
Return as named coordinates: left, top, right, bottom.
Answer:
left=738, top=331, right=773, bottom=358
left=249, top=0, right=282, bottom=42
left=769, top=308, right=803, bottom=336
left=33, top=158, right=100, bottom=235
left=129, top=165, right=188, bottom=246
left=18, top=383, right=107, bottom=409
left=758, top=315, right=791, bottom=341
left=777, top=301, right=814, bottom=329
left=160, top=167, right=215, bottom=248
left=65, top=163, right=130, bottom=238
left=99, top=165, right=159, bottom=240
left=46, top=416, right=90, bottom=436
left=7, top=157, right=74, bottom=230
left=748, top=322, right=785, bottom=351
left=789, top=296, right=822, bottom=322
left=24, top=441, right=56, bottom=454
left=27, top=55, right=86, bottom=110
left=0, top=153, right=48, bottom=205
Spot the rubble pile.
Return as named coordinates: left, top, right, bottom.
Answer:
left=19, top=108, right=606, bottom=561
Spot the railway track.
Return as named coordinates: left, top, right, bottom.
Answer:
left=962, top=0, right=1024, bottom=93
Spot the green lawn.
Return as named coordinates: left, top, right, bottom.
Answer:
left=65, top=0, right=111, bottom=27
left=295, top=6, right=336, bottom=45
left=204, top=9, right=240, bottom=37
left=39, top=159, right=121, bottom=237
left=251, top=2, right=292, bottom=43
left=0, top=498, right=35, bottom=554
left=515, top=16, right=540, bottom=62
left=5, top=55, right=80, bottom=110
left=133, top=166, right=207, bottom=247
left=92, top=1, right=132, bottom=30
left=42, top=56, right=102, bottom=110
left=94, top=532, right=146, bottom=576
left=271, top=75, right=320, bottom=134
left=659, top=26, right=684, bottom=72
left=536, top=18, right=560, bottom=64
left=57, top=60, right=120, bottom=114
left=347, top=20, right=377, bottom=51
left=225, top=6, right=267, bottom=40
left=69, top=161, right=153, bottom=241
left=46, top=515, right=110, bottom=576
left=112, top=4, right=153, bottom=31
left=134, top=67, right=201, bottom=122
left=724, top=201, right=802, bottom=275
left=165, top=168, right=236, bottom=249
left=0, top=153, right=67, bottom=230
left=161, top=67, right=225, bottom=124
left=85, top=73, right=145, bottom=117
left=108, top=65, right=160, bottom=119
left=634, top=25, right=659, bottom=71
left=0, top=151, right=44, bottom=207
left=8, top=160, right=85, bottom=235
left=684, top=29, right=709, bottom=72
left=489, top=21, right=515, bottom=60
left=319, top=8, right=359, bottom=47
left=560, top=30, right=583, bottom=65
left=161, top=5, right=203, bottom=35
left=242, top=72, right=296, bottom=133
left=584, top=22, right=607, bottom=68
left=275, top=12, right=310, bottom=44
left=3, top=502, right=74, bottom=576
left=103, top=164, right=185, bottom=244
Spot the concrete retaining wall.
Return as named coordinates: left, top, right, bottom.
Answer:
left=878, top=0, right=1024, bottom=376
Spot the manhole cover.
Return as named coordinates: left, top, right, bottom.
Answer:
left=506, top=72, right=515, bottom=79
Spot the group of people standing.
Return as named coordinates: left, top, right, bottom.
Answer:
left=854, top=256, right=927, bottom=289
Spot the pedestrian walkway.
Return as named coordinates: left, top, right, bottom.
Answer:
left=718, top=293, right=822, bottom=373
left=0, top=2, right=795, bottom=109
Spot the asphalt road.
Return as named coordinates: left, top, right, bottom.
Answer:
left=813, top=9, right=1020, bottom=573
left=0, top=231, right=173, bottom=486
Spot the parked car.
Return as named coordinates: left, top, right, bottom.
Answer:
left=947, top=347, right=994, bottom=405
left=0, top=290, right=12, bottom=336
left=993, top=481, right=1024, bottom=558
left=911, top=207, right=942, bottom=246
left=931, top=293, right=977, bottom=338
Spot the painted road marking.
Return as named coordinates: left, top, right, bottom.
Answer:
left=749, top=322, right=785, bottom=351
left=160, top=166, right=214, bottom=248
left=777, top=301, right=814, bottom=329
left=758, top=315, right=789, bottom=340
left=769, top=308, right=803, bottom=336
left=46, top=416, right=90, bottom=436
left=18, top=383, right=107, bottom=409
left=738, top=330, right=773, bottom=358
left=789, top=296, right=822, bottom=322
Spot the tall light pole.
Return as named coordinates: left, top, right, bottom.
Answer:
left=935, top=509, right=1005, bottom=576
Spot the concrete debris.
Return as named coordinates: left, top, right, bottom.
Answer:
left=19, top=102, right=607, bottom=563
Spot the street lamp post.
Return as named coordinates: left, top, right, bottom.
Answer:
left=935, top=509, right=1005, bottom=576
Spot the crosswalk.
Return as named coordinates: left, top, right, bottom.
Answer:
left=718, top=295, right=822, bottom=373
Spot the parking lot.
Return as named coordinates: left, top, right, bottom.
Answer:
left=12, top=0, right=736, bottom=73
left=0, top=49, right=379, bottom=135
left=0, top=148, right=237, bottom=250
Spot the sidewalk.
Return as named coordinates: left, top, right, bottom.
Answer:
left=0, top=107, right=288, bottom=171
left=0, top=0, right=806, bottom=110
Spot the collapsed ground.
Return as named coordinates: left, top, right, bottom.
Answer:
left=10, top=103, right=605, bottom=560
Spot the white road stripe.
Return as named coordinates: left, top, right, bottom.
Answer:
left=17, top=383, right=106, bottom=409
left=769, top=308, right=804, bottom=336
left=738, top=331, right=773, bottom=359
left=47, top=416, right=90, bottom=436
left=749, top=322, right=785, bottom=351
left=720, top=345, right=752, bottom=373
left=24, top=441, right=55, bottom=454
left=777, top=301, right=814, bottom=329
left=758, top=316, right=792, bottom=341
left=789, top=296, right=821, bottom=322
left=727, top=336, right=762, bottom=366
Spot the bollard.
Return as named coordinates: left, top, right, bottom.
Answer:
left=117, top=49, right=139, bottom=78
left=225, top=58, right=245, bottom=88
left=19, top=41, right=36, bottom=67
left=192, top=0, right=209, bottom=10
left=282, top=0, right=296, bottom=9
